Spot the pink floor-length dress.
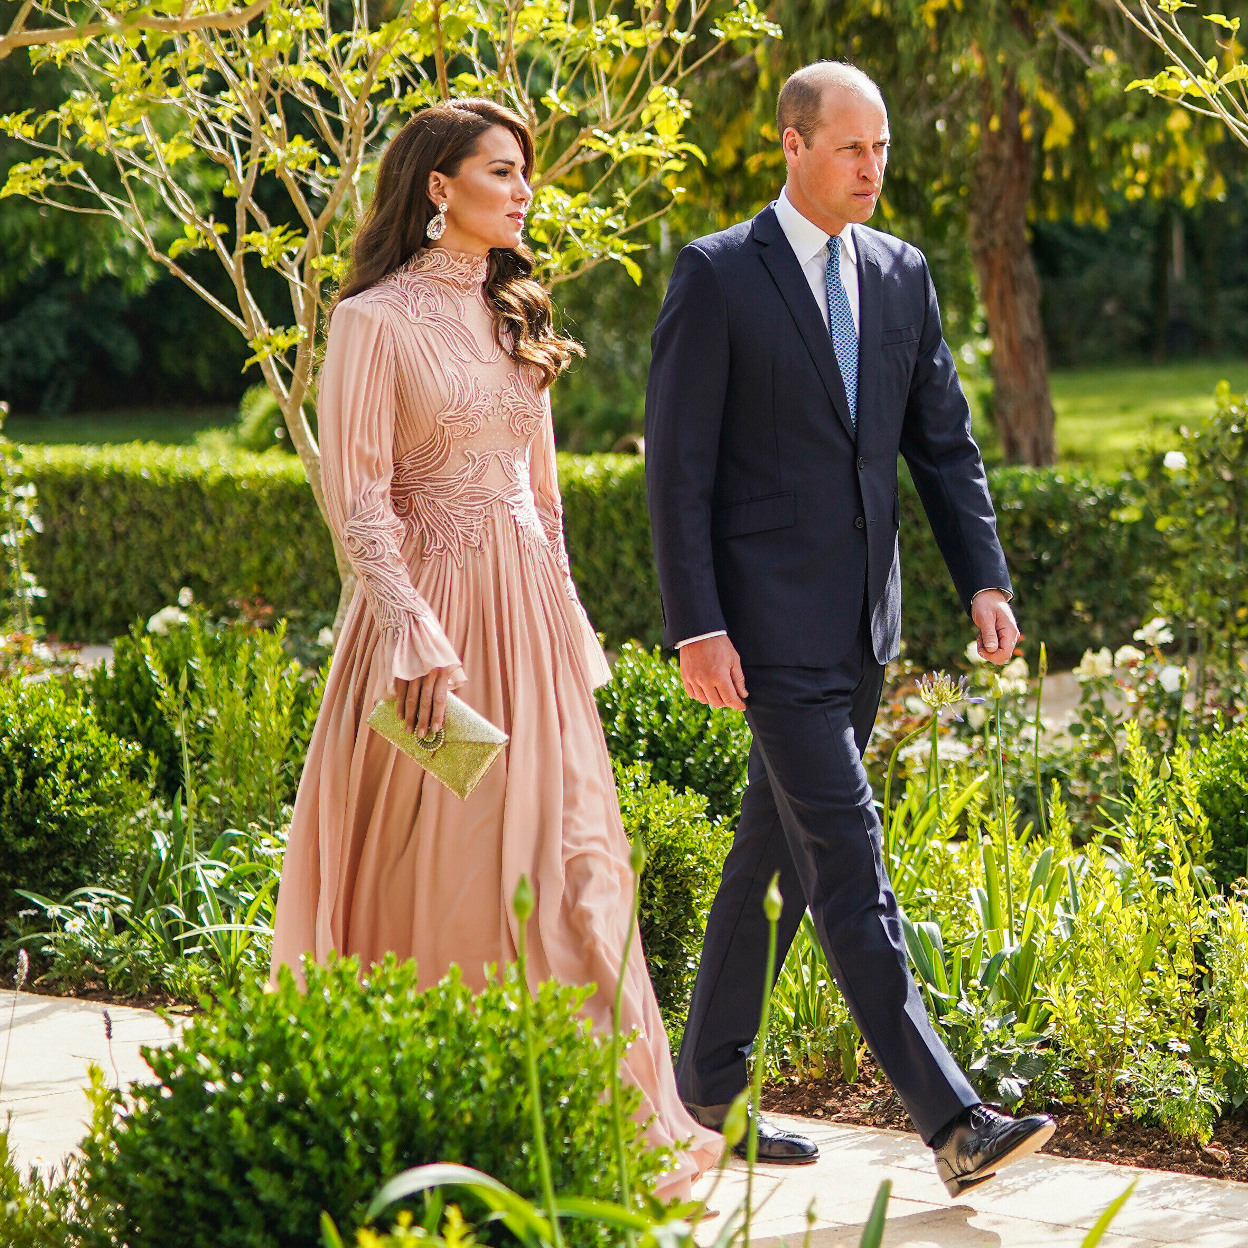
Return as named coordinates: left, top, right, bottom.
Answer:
left=269, top=246, right=720, bottom=1198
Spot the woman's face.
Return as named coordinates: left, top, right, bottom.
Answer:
left=428, top=125, right=532, bottom=255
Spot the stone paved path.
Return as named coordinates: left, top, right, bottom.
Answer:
left=4, top=989, right=1248, bottom=1245
left=698, top=1122, right=1248, bottom=1247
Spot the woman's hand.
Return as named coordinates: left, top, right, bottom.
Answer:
left=395, top=667, right=455, bottom=737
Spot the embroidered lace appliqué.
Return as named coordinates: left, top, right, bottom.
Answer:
left=367, top=249, right=573, bottom=578
left=342, top=498, right=436, bottom=634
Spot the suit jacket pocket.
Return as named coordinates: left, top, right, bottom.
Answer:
left=880, top=325, right=918, bottom=346
left=712, top=491, right=796, bottom=539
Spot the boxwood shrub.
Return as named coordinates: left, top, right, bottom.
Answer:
left=25, top=445, right=1163, bottom=670
left=1193, top=725, right=1248, bottom=885
left=24, top=444, right=338, bottom=642
left=616, top=760, right=729, bottom=1023
left=597, top=642, right=752, bottom=827
left=0, top=676, right=147, bottom=921
left=80, top=956, right=669, bottom=1248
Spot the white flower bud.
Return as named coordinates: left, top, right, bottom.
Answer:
left=1159, top=665, right=1186, bottom=694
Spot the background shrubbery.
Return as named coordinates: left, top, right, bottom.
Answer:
left=597, top=643, right=752, bottom=827
left=0, top=676, right=146, bottom=923
left=24, top=444, right=339, bottom=641
left=87, top=610, right=324, bottom=815
left=25, top=445, right=1163, bottom=671
left=615, top=760, right=728, bottom=1024
left=1194, top=725, right=1248, bottom=886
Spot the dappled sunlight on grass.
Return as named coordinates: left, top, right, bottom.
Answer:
left=962, top=357, right=1248, bottom=475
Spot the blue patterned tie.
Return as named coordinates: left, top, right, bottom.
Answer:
left=825, top=236, right=858, bottom=429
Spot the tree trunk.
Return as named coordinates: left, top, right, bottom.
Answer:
left=967, top=75, right=1056, bottom=467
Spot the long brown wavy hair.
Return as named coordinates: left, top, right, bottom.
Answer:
left=334, top=99, right=580, bottom=389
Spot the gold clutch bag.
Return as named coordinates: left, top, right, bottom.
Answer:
left=367, top=693, right=508, bottom=800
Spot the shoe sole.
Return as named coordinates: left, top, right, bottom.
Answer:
left=942, top=1120, right=1056, bottom=1197
left=733, top=1146, right=821, bottom=1166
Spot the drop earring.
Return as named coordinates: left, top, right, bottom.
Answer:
left=425, top=201, right=448, bottom=242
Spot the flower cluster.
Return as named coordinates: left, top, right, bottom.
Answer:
left=147, top=587, right=194, bottom=635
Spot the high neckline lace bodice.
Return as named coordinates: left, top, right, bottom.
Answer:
left=402, top=247, right=488, bottom=290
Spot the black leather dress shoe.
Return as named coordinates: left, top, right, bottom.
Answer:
left=684, top=1101, right=819, bottom=1165
left=931, top=1104, right=1055, bottom=1196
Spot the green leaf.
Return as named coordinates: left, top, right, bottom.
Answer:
left=858, top=1181, right=892, bottom=1248
left=1081, top=1182, right=1137, bottom=1247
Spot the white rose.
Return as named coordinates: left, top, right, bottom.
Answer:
left=1003, top=657, right=1029, bottom=681
left=147, top=605, right=190, bottom=635
left=1159, top=665, right=1187, bottom=694
left=1114, top=645, right=1146, bottom=667
left=1134, top=617, right=1175, bottom=647
left=1074, top=647, right=1114, bottom=682
left=965, top=639, right=987, bottom=665
left=317, top=626, right=335, bottom=650
left=967, top=704, right=987, bottom=730
left=178, top=586, right=194, bottom=607
left=1164, top=451, right=1188, bottom=471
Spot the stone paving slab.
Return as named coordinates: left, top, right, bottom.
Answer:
left=0, top=989, right=182, bottom=1169
left=694, top=1119, right=1248, bottom=1247
left=4, top=989, right=1248, bottom=1245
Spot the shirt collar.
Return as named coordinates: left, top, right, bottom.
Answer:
left=774, top=187, right=857, bottom=266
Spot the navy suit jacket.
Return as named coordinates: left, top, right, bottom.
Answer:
left=643, top=204, right=1011, bottom=668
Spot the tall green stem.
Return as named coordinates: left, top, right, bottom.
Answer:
left=511, top=876, right=563, bottom=1248
left=995, top=696, right=1016, bottom=941
left=930, top=712, right=944, bottom=831
left=1033, top=643, right=1049, bottom=840
left=883, top=716, right=934, bottom=863
left=744, top=873, right=783, bottom=1248
left=609, top=844, right=645, bottom=1243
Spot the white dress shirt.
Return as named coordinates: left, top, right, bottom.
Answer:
left=773, top=186, right=860, bottom=335
left=675, top=191, right=1005, bottom=650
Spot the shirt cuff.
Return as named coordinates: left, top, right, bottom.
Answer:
left=675, top=630, right=728, bottom=648
left=971, top=587, right=1013, bottom=605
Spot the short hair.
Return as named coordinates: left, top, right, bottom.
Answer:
left=776, top=61, right=884, bottom=147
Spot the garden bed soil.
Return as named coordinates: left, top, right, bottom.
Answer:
left=761, top=1059, right=1248, bottom=1184
left=19, top=979, right=196, bottom=1014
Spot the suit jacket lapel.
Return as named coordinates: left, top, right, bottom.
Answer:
left=753, top=206, right=856, bottom=443
left=854, top=225, right=882, bottom=446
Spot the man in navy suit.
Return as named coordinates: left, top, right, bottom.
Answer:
left=644, top=61, right=1054, bottom=1196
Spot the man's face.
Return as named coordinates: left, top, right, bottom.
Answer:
left=783, top=88, right=890, bottom=227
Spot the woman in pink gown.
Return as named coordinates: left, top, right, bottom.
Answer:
left=269, top=98, right=720, bottom=1198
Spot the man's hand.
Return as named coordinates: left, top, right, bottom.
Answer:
left=395, top=667, right=456, bottom=737
left=971, top=590, right=1020, bottom=665
left=679, top=634, right=748, bottom=711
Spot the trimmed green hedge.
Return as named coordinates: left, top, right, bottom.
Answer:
left=25, top=445, right=338, bottom=640
left=25, top=444, right=1165, bottom=669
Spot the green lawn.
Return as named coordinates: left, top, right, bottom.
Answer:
left=2, top=406, right=236, bottom=447
left=5, top=359, right=1247, bottom=475
left=1050, top=359, right=1248, bottom=474
left=964, top=357, right=1248, bottom=475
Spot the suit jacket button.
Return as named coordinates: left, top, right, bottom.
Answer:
left=858, top=456, right=867, bottom=470
left=855, top=515, right=865, bottom=529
